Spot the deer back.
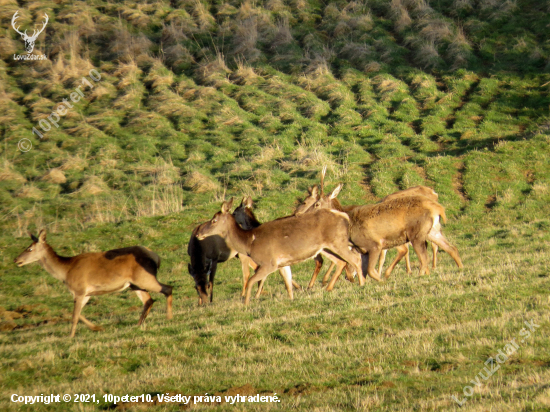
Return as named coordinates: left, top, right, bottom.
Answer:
left=247, top=209, right=351, bottom=265
left=349, top=196, right=445, bottom=238
left=381, top=185, right=438, bottom=203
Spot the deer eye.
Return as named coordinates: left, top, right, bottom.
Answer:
left=28, top=247, right=33, bottom=251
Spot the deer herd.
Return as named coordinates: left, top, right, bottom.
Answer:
left=15, top=168, right=463, bottom=337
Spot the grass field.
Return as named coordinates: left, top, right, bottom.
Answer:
left=1, top=0, right=550, bottom=410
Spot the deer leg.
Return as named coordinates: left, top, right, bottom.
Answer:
left=378, top=249, right=387, bottom=276
left=404, top=243, right=412, bottom=274
left=196, top=285, right=208, bottom=306
left=325, top=260, right=348, bottom=291
left=307, top=254, right=324, bottom=289
left=70, top=295, right=91, bottom=338
left=411, top=238, right=429, bottom=276
left=320, top=262, right=336, bottom=286
left=78, top=314, right=103, bottom=332
left=243, top=256, right=265, bottom=297
left=208, top=260, right=218, bottom=303
left=278, top=267, right=300, bottom=292
left=324, top=246, right=365, bottom=290
left=239, top=254, right=252, bottom=297
left=255, top=267, right=296, bottom=298
left=131, top=275, right=173, bottom=321
left=365, top=248, right=382, bottom=282
left=279, top=266, right=294, bottom=300
left=384, top=244, right=409, bottom=279
left=431, top=242, right=438, bottom=269
left=244, top=265, right=276, bottom=305
left=134, top=290, right=155, bottom=326
left=427, top=229, right=463, bottom=268
left=74, top=296, right=102, bottom=333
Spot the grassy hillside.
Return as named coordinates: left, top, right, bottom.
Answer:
left=1, top=0, right=550, bottom=410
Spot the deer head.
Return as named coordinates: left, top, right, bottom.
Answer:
left=14, top=230, right=48, bottom=266
left=12, top=11, right=49, bottom=54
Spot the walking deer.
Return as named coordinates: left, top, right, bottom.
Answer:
left=377, top=186, right=440, bottom=277
left=300, top=185, right=463, bottom=290
left=293, top=169, right=356, bottom=287
left=188, top=198, right=295, bottom=305
left=299, top=182, right=443, bottom=286
left=14, top=230, right=173, bottom=337
left=196, top=199, right=364, bottom=304
left=232, top=196, right=301, bottom=293
left=235, top=197, right=356, bottom=290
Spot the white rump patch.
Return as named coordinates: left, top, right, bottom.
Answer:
left=432, top=215, right=440, bottom=229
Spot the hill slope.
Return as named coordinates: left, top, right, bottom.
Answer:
left=1, top=1, right=550, bottom=410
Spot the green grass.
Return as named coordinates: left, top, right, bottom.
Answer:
left=1, top=0, right=550, bottom=410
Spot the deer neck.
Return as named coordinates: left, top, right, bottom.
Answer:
left=226, top=218, right=254, bottom=256
left=38, top=244, right=72, bottom=282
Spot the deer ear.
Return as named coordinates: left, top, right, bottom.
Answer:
left=329, top=184, right=343, bottom=199
left=245, top=196, right=253, bottom=208
left=37, top=229, right=47, bottom=243
left=221, top=197, right=234, bottom=213
left=310, top=186, right=318, bottom=197
left=28, top=231, right=39, bottom=242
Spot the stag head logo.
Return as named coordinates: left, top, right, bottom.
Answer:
left=11, top=10, right=48, bottom=54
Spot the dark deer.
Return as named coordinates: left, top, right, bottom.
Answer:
left=14, top=230, right=172, bottom=337
left=12, top=11, right=48, bottom=53
left=188, top=199, right=294, bottom=305
left=196, top=199, right=364, bottom=304
left=301, top=185, right=463, bottom=290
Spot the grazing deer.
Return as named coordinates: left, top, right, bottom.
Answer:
left=14, top=230, right=172, bottom=337
left=301, top=185, right=463, bottom=290
left=188, top=199, right=294, bottom=305
left=196, top=199, right=364, bottom=305
left=12, top=11, right=48, bottom=53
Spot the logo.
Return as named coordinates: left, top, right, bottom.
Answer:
left=11, top=10, right=48, bottom=59
left=17, top=138, right=32, bottom=152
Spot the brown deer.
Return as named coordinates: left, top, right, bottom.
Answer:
left=14, top=230, right=173, bottom=337
left=196, top=198, right=364, bottom=304
left=232, top=196, right=301, bottom=293
left=300, top=184, right=442, bottom=286
left=293, top=168, right=356, bottom=287
left=301, top=185, right=463, bottom=290
left=188, top=198, right=295, bottom=305
left=235, top=196, right=355, bottom=289
left=377, top=186, right=440, bottom=277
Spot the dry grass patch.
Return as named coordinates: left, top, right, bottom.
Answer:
left=15, top=185, right=43, bottom=200
left=196, top=53, right=231, bottom=87
left=0, top=160, right=26, bottom=183
left=132, top=158, right=181, bottom=186
left=41, top=168, right=66, bottom=184
left=71, top=176, right=110, bottom=197
left=184, top=171, right=219, bottom=193
left=230, top=61, right=260, bottom=85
